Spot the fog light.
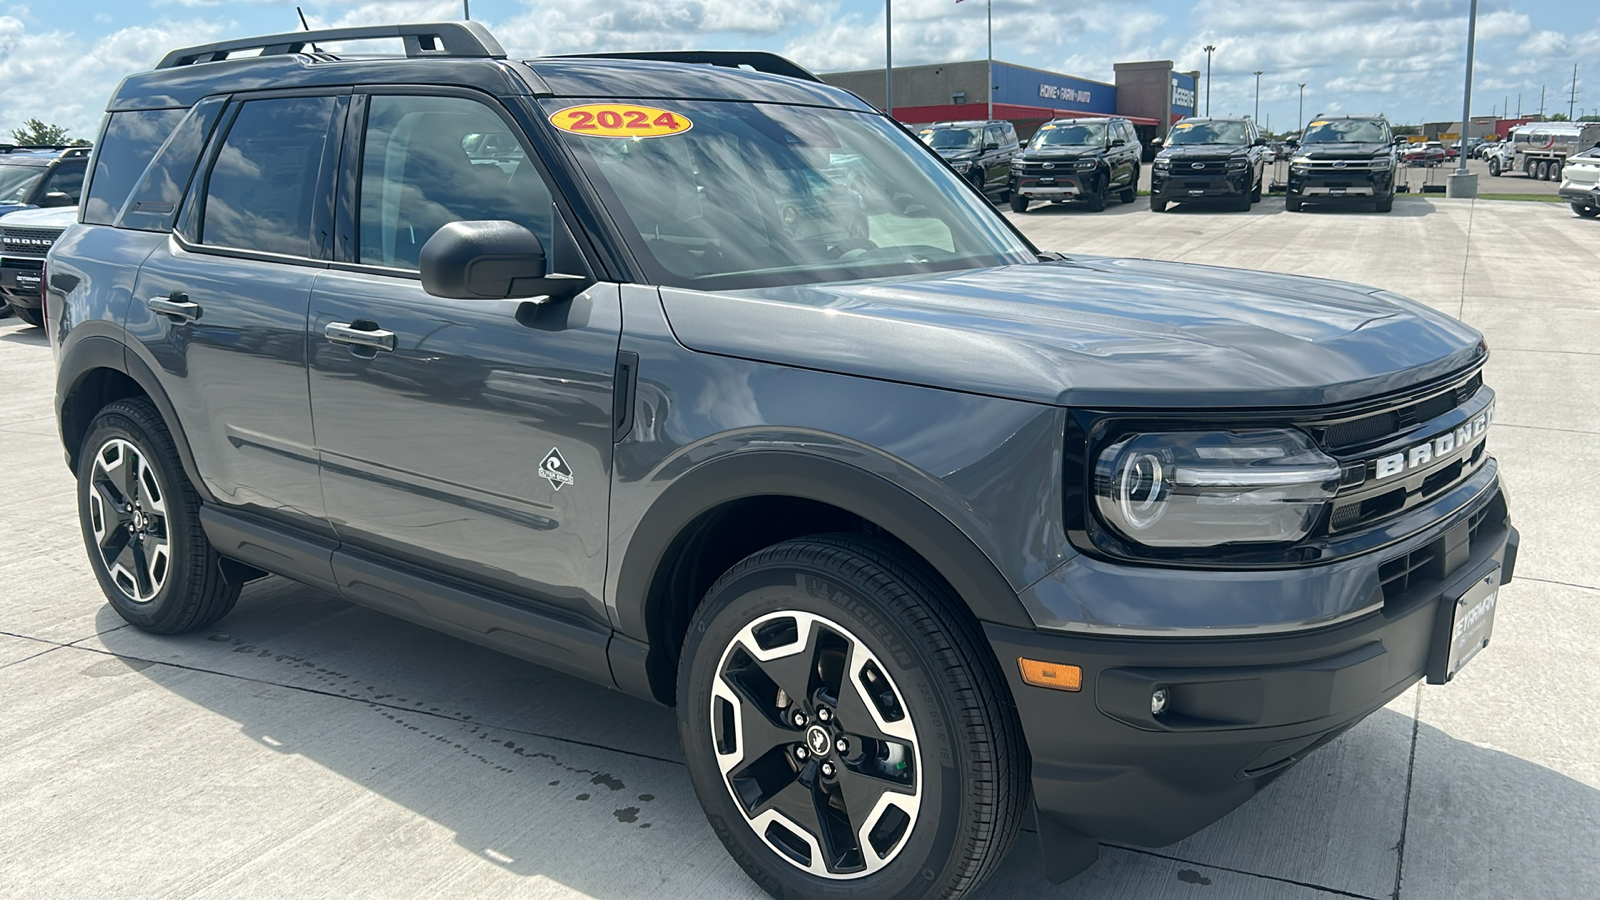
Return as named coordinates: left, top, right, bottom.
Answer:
left=1151, top=687, right=1170, bottom=716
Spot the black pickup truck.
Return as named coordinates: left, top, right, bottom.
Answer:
left=1286, top=115, right=1403, bottom=212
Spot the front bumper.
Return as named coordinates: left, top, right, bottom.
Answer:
left=1288, top=169, right=1394, bottom=200
left=1013, top=177, right=1083, bottom=200
left=990, top=476, right=1514, bottom=851
left=1150, top=167, right=1251, bottom=200
left=1558, top=185, right=1599, bottom=205
left=0, top=260, right=44, bottom=310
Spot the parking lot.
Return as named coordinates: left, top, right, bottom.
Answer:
left=2, top=196, right=1596, bottom=899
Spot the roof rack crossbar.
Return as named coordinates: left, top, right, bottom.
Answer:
left=155, top=22, right=505, bottom=69
left=554, top=51, right=822, bottom=84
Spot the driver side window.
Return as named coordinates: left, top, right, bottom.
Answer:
left=357, top=94, right=552, bottom=271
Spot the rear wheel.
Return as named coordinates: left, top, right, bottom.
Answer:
left=1550, top=160, right=1563, bottom=182
left=1535, top=161, right=1550, bottom=181
left=77, top=399, right=240, bottom=634
left=678, top=535, right=1028, bottom=900
left=1008, top=194, right=1029, bottom=214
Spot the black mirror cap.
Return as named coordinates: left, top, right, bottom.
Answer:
left=1252, top=136, right=1269, bottom=146
left=420, top=220, right=548, bottom=300
left=38, top=191, right=75, bottom=208
left=983, top=142, right=1000, bottom=152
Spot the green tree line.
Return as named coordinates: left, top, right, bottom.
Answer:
left=9, top=119, right=91, bottom=147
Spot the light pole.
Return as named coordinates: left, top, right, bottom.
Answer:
left=1203, top=45, right=1216, bottom=115
left=1447, top=0, right=1479, bottom=198
left=1253, top=70, right=1263, bottom=121
left=884, top=0, right=892, bottom=115
left=1298, top=83, right=1306, bottom=135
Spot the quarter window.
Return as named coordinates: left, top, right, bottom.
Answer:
left=39, top=164, right=85, bottom=202
left=82, top=108, right=187, bottom=226
left=199, top=96, right=337, bottom=257
left=357, top=94, right=551, bottom=271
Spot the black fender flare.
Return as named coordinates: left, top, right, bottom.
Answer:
left=56, top=333, right=216, bottom=504
left=613, top=450, right=1035, bottom=641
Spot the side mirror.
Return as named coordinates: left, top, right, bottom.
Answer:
left=1111, top=138, right=1126, bottom=147
left=419, top=220, right=585, bottom=302
left=983, top=142, right=999, bottom=152
left=1150, top=137, right=1164, bottom=147
left=1252, top=137, right=1269, bottom=146
left=1394, top=136, right=1410, bottom=145
left=38, top=191, right=75, bottom=208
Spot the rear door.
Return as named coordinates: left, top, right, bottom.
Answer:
left=126, top=92, right=344, bottom=533
left=308, top=91, right=620, bottom=627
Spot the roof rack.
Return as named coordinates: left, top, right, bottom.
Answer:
left=0, top=144, right=89, bottom=156
left=554, top=51, right=822, bottom=84
left=155, top=22, right=505, bottom=69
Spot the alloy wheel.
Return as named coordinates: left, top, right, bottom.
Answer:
left=87, top=438, right=171, bottom=603
left=709, top=610, right=921, bottom=879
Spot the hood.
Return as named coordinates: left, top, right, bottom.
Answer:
left=0, top=206, right=76, bottom=228
left=659, top=258, right=1484, bottom=409
left=1161, top=145, right=1248, bottom=161
left=935, top=148, right=978, bottom=161
left=1297, top=142, right=1390, bottom=159
left=1019, top=147, right=1101, bottom=161
left=0, top=202, right=32, bottom=219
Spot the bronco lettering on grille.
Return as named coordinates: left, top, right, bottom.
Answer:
left=1373, top=406, right=1492, bottom=480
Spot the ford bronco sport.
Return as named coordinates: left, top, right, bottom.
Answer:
left=49, top=23, right=1515, bottom=899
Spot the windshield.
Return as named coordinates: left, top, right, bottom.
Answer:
left=548, top=100, right=1034, bottom=290
left=0, top=164, right=45, bottom=204
left=922, top=128, right=980, bottom=151
left=1168, top=120, right=1249, bottom=145
left=1302, top=119, right=1389, bottom=144
left=1028, top=123, right=1105, bottom=149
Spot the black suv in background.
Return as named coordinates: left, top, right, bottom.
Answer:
left=918, top=119, right=1020, bottom=200
left=0, top=145, right=90, bottom=216
left=1286, top=115, right=1402, bottom=213
left=48, top=23, right=1515, bottom=900
left=1149, top=116, right=1269, bottom=212
left=1009, top=117, right=1141, bottom=212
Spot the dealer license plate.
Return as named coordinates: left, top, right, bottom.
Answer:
left=1443, top=569, right=1499, bottom=681
left=1329, top=188, right=1347, bottom=196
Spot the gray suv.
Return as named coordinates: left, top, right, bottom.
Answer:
left=48, top=23, right=1516, bottom=900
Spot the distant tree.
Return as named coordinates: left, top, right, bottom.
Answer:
left=9, top=118, right=89, bottom=147
left=1392, top=124, right=1422, bottom=136
left=1548, top=113, right=1570, bottom=122
left=1581, top=115, right=1600, bottom=123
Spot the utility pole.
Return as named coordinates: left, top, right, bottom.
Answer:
left=1540, top=85, right=1545, bottom=117
left=463, top=0, right=469, bottom=18
left=1298, top=83, right=1306, bottom=136
left=884, top=0, right=892, bottom=115
left=1204, top=45, right=1216, bottom=116
left=1253, top=70, right=1263, bottom=121
left=986, top=0, right=994, bottom=120
left=1447, top=0, right=1479, bottom=198
left=1570, top=63, right=1579, bottom=120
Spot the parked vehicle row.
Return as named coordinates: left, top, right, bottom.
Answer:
left=0, top=145, right=89, bottom=326
left=1005, top=117, right=1142, bottom=213
left=1148, top=116, right=1269, bottom=212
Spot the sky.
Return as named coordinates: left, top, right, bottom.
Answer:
left=2, top=1, right=1597, bottom=141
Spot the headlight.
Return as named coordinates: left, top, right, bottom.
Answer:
left=1075, top=159, right=1098, bottom=170
left=951, top=161, right=973, bottom=172
left=1153, top=158, right=1170, bottom=170
left=1093, top=429, right=1339, bottom=548
left=1227, top=158, right=1248, bottom=170
left=1370, top=156, right=1393, bottom=170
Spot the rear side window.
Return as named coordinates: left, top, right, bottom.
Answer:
left=198, top=96, right=337, bottom=258
left=119, top=98, right=225, bottom=232
left=82, top=108, right=186, bottom=225
left=38, top=163, right=85, bottom=202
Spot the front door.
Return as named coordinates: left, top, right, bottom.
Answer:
left=308, top=92, right=620, bottom=626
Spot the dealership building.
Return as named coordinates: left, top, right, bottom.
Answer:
left=821, top=59, right=1199, bottom=144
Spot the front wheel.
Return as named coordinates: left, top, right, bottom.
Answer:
left=1375, top=192, right=1394, bottom=213
left=1120, top=168, right=1138, bottom=204
left=11, top=305, right=43, bottom=328
left=1085, top=175, right=1107, bottom=212
left=1008, top=194, right=1029, bottom=213
left=1150, top=196, right=1168, bottom=213
left=678, top=535, right=1028, bottom=900
left=1488, top=158, right=1501, bottom=176
left=77, top=399, right=240, bottom=633
left=1574, top=203, right=1600, bottom=219
left=1286, top=193, right=1303, bottom=212
left=1250, top=171, right=1263, bottom=202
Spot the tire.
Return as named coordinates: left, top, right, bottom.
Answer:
left=1488, top=158, right=1501, bottom=177
left=1085, top=175, right=1107, bottom=212
left=0, top=300, right=13, bottom=319
left=1286, top=193, right=1303, bottom=212
left=1375, top=192, right=1394, bottom=213
left=1008, top=194, right=1028, bottom=214
left=1150, top=196, right=1167, bottom=213
left=678, top=535, right=1028, bottom=900
left=1550, top=161, right=1563, bottom=182
left=11, top=305, right=42, bottom=328
left=1120, top=168, right=1137, bottom=204
left=1535, top=161, right=1549, bottom=181
left=1574, top=203, right=1600, bottom=219
left=1250, top=170, right=1263, bottom=203
left=1233, top=192, right=1252, bottom=212
left=77, top=399, right=241, bottom=634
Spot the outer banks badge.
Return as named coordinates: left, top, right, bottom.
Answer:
left=539, top=447, right=575, bottom=491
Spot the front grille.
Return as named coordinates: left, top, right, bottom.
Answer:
left=1, top=227, right=63, bottom=256
left=1301, top=159, right=1376, bottom=171
left=1378, top=504, right=1498, bottom=604
left=1315, top=371, right=1482, bottom=451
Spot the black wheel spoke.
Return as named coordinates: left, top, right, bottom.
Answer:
left=753, top=650, right=818, bottom=713
left=752, top=769, right=826, bottom=837
left=835, top=764, right=896, bottom=834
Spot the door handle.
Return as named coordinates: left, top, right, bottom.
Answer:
left=147, top=292, right=202, bottom=322
left=324, top=321, right=397, bottom=351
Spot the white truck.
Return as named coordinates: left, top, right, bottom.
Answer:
left=1488, top=122, right=1600, bottom=181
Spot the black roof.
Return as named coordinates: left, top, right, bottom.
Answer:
left=923, top=120, right=1008, bottom=128
left=108, top=23, right=870, bottom=114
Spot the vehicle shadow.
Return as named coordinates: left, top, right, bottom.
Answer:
left=1011, top=199, right=1146, bottom=217
left=96, top=581, right=1598, bottom=898
left=0, top=326, right=48, bottom=345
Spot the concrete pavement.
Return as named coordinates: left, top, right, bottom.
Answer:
left=1, top=195, right=1596, bottom=899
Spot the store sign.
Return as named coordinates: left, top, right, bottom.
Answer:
left=1172, top=81, right=1196, bottom=111
left=1039, top=83, right=1092, bottom=104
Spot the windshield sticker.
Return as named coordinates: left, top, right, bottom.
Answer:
left=549, top=104, right=693, bottom=139
left=1173, top=123, right=1194, bottom=130
left=1308, top=120, right=1328, bottom=127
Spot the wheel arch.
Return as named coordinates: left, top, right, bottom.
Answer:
left=57, top=335, right=214, bottom=504
left=609, top=451, right=1032, bottom=706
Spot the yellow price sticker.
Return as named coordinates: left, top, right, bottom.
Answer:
left=549, top=104, right=693, bottom=139
left=1174, top=122, right=1194, bottom=130
left=1308, top=120, right=1328, bottom=127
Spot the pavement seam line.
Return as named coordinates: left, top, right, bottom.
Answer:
left=1103, top=843, right=1383, bottom=899
left=18, top=639, right=688, bottom=767
left=1457, top=198, right=1475, bottom=321
left=0, top=644, right=65, bottom=671
left=1517, top=575, right=1600, bottom=594
left=1391, top=686, right=1424, bottom=900
left=1493, top=422, right=1600, bottom=436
